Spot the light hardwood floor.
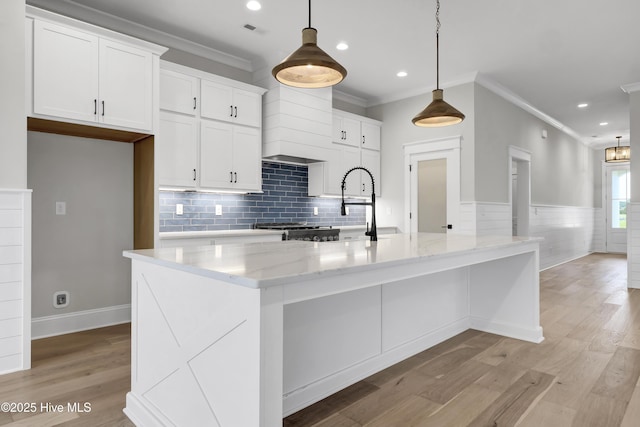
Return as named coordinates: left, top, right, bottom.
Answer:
left=1, top=253, right=639, bottom=426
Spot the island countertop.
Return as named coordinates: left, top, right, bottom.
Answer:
left=123, top=233, right=541, bottom=289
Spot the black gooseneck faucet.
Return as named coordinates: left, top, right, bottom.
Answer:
left=341, top=166, right=377, bottom=241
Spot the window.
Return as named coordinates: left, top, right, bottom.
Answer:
left=611, top=169, right=630, bottom=229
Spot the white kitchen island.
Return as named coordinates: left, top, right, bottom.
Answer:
left=122, top=233, right=543, bottom=427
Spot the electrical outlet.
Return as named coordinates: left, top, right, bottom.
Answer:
left=313, top=206, right=318, bottom=216
left=53, top=291, right=69, bottom=308
left=55, top=201, right=66, bottom=215
left=345, top=207, right=350, bottom=215
left=215, top=204, right=222, bottom=215
left=176, top=204, right=183, bottom=215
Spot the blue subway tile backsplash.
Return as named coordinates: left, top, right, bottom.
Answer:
left=159, top=161, right=367, bottom=232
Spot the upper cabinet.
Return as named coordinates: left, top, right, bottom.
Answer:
left=158, top=61, right=266, bottom=193
left=26, top=7, right=167, bottom=133
left=200, top=81, right=261, bottom=128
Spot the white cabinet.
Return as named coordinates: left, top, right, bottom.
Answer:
left=31, top=19, right=155, bottom=132
left=158, top=62, right=266, bottom=192
left=309, top=110, right=382, bottom=197
left=160, top=69, right=199, bottom=116
left=200, top=121, right=261, bottom=192
left=158, top=112, right=198, bottom=189
left=201, top=80, right=261, bottom=128
left=333, top=114, right=361, bottom=147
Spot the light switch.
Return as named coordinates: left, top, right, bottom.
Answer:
left=55, top=201, right=66, bottom=215
left=313, top=207, right=318, bottom=216
left=176, top=204, right=183, bottom=215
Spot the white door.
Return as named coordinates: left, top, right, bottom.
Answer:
left=407, top=146, right=460, bottom=234
left=158, top=112, right=198, bottom=188
left=606, top=165, right=630, bottom=253
left=232, top=126, right=262, bottom=191
left=199, top=120, right=234, bottom=189
left=232, top=89, right=261, bottom=128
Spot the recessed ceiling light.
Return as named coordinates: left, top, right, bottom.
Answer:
left=397, top=71, right=408, bottom=77
left=246, top=1, right=261, bottom=11
left=600, top=122, right=609, bottom=126
left=336, top=42, right=349, bottom=50
left=577, top=103, right=588, bottom=108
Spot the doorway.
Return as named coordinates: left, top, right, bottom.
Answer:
left=404, top=136, right=461, bottom=234
left=605, top=164, right=630, bottom=253
left=509, top=146, right=531, bottom=237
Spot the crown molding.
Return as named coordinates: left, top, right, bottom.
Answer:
left=474, top=73, right=585, bottom=144
left=621, top=82, right=640, bottom=94
left=26, top=0, right=253, bottom=72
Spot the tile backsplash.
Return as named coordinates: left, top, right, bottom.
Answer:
left=159, top=161, right=367, bottom=232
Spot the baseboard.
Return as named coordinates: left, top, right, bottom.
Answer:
left=31, top=304, right=131, bottom=339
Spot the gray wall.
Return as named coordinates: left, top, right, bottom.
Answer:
left=367, top=83, right=475, bottom=230
left=0, top=0, right=27, bottom=189
left=28, top=132, right=133, bottom=318
left=474, top=84, right=596, bottom=207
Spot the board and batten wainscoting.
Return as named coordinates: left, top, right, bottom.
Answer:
left=628, top=203, right=640, bottom=289
left=0, top=190, right=31, bottom=374
left=160, top=161, right=366, bottom=232
left=459, top=201, right=598, bottom=270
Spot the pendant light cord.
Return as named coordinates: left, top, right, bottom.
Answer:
left=436, top=0, right=441, bottom=90
left=308, top=0, right=312, bottom=28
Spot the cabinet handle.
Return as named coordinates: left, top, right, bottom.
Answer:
left=362, top=183, right=365, bottom=192
left=230, top=105, right=234, bottom=117
left=94, top=99, right=97, bottom=115
left=193, top=169, right=196, bottom=181
left=101, top=100, right=105, bottom=116
left=234, top=106, right=238, bottom=118
left=234, top=172, right=238, bottom=183
left=229, top=171, right=233, bottom=183
left=362, top=135, right=365, bottom=144
left=193, top=97, right=197, bottom=110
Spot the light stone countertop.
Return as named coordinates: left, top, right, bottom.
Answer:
left=159, top=229, right=284, bottom=240
left=124, top=233, right=541, bottom=289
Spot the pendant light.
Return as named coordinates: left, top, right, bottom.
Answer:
left=272, top=0, right=347, bottom=88
left=412, top=0, right=465, bottom=127
left=605, top=136, right=631, bottom=162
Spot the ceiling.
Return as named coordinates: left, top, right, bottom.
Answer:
left=27, top=0, right=640, bottom=148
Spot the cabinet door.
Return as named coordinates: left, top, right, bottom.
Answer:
left=333, top=115, right=361, bottom=147
left=232, top=126, right=262, bottom=191
left=232, top=89, right=261, bottom=128
left=160, top=69, right=199, bottom=115
left=158, top=112, right=198, bottom=188
left=361, top=122, right=381, bottom=151
left=33, top=20, right=99, bottom=123
left=199, top=120, right=234, bottom=189
left=200, top=79, right=234, bottom=123
left=341, top=146, right=362, bottom=197
left=361, top=149, right=381, bottom=197
left=99, top=39, right=153, bottom=131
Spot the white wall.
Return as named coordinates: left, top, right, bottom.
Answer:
left=27, top=132, right=133, bottom=336
left=0, top=0, right=27, bottom=189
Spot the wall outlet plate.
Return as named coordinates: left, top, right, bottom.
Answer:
left=215, top=205, right=222, bottom=215
left=313, top=207, right=318, bottom=216
left=176, top=204, right=183, bottom=215
left=53, top=291, right=69, bottom=308
left=55, top=201, right=66, bottom=215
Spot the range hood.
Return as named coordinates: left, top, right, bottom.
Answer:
left=262, top=85, right=333, bottom=164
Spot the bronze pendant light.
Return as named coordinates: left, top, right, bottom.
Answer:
left=413, top=0, right=465, bottom=127
left=605, top=136, right=631, bottom=163
left=272, top=0, right=347, bottom=88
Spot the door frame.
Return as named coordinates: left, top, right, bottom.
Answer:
left=508, top=146, right=531, bottom=236
left=404, top=136, right=461, bottom=233
left=603, top=161, right=630, bottom=253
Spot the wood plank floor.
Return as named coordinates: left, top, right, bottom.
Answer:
left=0, top=253, right=638, bottom=426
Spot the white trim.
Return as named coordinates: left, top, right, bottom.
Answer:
left=621, top=82, right=640, bottom=94
left=332, top=90, right=369, bottom=108
left=31, top=304, right=131, bottom=339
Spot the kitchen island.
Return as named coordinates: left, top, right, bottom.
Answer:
left=123, top=233, right=543, bottom=427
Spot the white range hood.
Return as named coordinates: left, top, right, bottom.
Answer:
left=262, top=84, right=333, bottom=164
